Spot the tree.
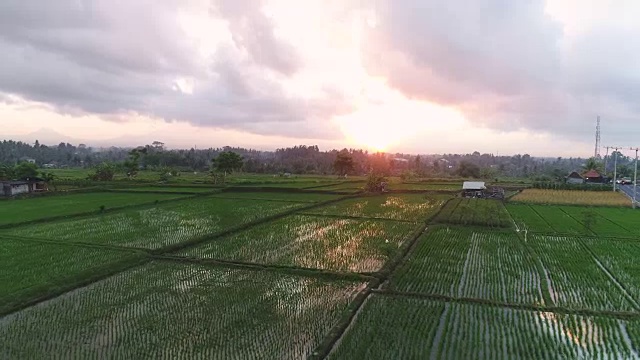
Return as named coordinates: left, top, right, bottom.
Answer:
left=582, top=157, right=601, bottom=172
left=40, top=171, right=57, bottom=191
left=369, top=152, right=390, bottom=176
left=88, top=162, right=116, bottom=181
left=14, top=162, right=38, bottom=179
left=456, top=161, right=481, bottom=178
left=210, top=151, right=244, bottom=183
left=333, top=149, right=354, bottom=176
left=0, top=164, right=14, bottom=180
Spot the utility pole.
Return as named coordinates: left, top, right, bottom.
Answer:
left=608, top=146, right=621, bottom=192
left=632, top=147, right=639, bottom=208
left=603, top=146, right=611, bottom=174
left=595, top=116, right=601, bottom=158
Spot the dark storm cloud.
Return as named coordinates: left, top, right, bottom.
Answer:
left=362, top=0, right=640, bottom=143
left=0, top=0, right=347, bottom=140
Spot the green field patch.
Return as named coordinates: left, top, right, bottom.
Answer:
left=592, top=207, right=640, bottom=238
left=0, top=192, right=187, bottom=226
left=331, top=295, right=640, bottom=359
left=0, top=238, right=142, bottom=313
left=507, top=204, right=555, bottom=232
left=529, top=235, right=636, bottom=311
left=559, top=206, right=634, bottom=238
left=306, top=182, right=364, bottom=192
left=389, top=228, right=543, bottom=304
left=388, top=183, right=461, bottom=191
left=6, top=198, right=304, bottom=249
left=113, top=186, right=218, bottom=193
left=582, top=238, right=640, bottom=301
left=520, top=205, right=586, bottom=234
left=177, top=215, right=417, bottom=272
left=210, top=191, right=342, bottom=203
left=305, top=194, right=448, bottom=222
left=433, top=198, right=512, bottom=228
left=0, top=262, right=364, bottom=359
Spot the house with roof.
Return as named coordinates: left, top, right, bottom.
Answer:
left=583, top=169, right=604, bottom=183
left=462, top=181, right=486, bottom=198
left=1, top=177, right=48, bottom=197
left=565, top=171, right=585, bottom=184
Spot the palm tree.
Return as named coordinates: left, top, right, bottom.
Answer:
left=582, top=157, right=601, bottom=172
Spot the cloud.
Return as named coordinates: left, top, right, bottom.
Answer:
left=360, top=0, right=640, bottom=144
left=0, top=0, right=350, bottom=140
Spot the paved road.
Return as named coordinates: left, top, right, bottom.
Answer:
left=618, top=184, right=639, bottom=205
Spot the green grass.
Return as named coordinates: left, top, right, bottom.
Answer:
left=529, top=235, right=636, bottom=311
left=177, top=215, right=418, bottom=272
left=6, top=198, right=305, bottom=249
left=0, top=238, right=143, bottom=314
left=388, top=228, right=543, bottom=304
left=506, top=204, right=556, bottom=233
left=433, top=198, right=512, bottom=228
left=307, top=182, right=365, bottom=192
left=0, top=192, right=187, bottom=226
left=0, top=261, right=364, bottom=359
left=305, top=194, right=449, bottom=222
left=210, top=191, right=342, bottom=203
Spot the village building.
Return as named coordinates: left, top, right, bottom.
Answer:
left=462, top=181, right=486, bottom=198
left=565, top=171, right=585, bottom=184
left=583, top=169, right=604, bottom=183
left=0, top=177, right=48, bottom=197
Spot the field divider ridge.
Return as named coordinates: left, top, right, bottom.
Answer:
left=0, top=192, right=208, bottom=230
left=0, top=256, right=150, bottom=318
left=0, top=234, right=152, bottom=254
left=296, top=212, right=417, bottom=224
left=371, top=289, right=640, bottom=320
left=151, top=194, right=361, bottom=256
left=151, top=255, right=375, bottom=282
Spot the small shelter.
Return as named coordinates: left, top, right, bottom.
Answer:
left=583, top=170, right=604, bottom=184
left=565, top=171, right=585, bottom=184
left=462, top=181, right=486, bottom=198
left=1, top=181, right=30, bottom=197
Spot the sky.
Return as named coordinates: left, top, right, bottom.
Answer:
left=1, top=0, right=640, bottom=157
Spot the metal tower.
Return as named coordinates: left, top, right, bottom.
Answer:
left=595, top=116, right=601, bottom=158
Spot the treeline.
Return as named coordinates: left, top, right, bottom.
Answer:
left=0, top=139, right=601, bottom=179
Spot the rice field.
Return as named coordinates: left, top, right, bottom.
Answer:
left=6, top=198, right=305, bottom=249
left=388, top=183, right=461, bottom=191
left=304, top=194, right=449, bottom=222
left=113, top=186, right=218, bottom=193
left=581, top=238, right=640, bottom=302
left=0, top=192, right=188, bottom=226
left=511, top=189, right=630, bottom=207
left=330, top=295, right=640, bottom=359
left=388, top=228, right=543, bottom=304
left=529, top=235, right=637, bottom=311
left=177, top=215, right=418, bottom=272
left=508, top=204, right=640, bottom=238
left=0, top=238, right=143, bottom=314
left=433, top=198, right=512, bottom=228
left=209, top=191, right=342, bottom=203
left=0, top=262, right=364, bottom=359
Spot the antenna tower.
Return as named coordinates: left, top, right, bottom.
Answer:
left=595, top=116, right=601, bottom=158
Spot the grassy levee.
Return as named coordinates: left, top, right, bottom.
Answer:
left=309, top=197, right=453, bottom=359
left=369, top=290, right=640, bottom=321
left=0, top=255, right=149, bottom=317
left=0, top=192, right=201, bottom=230
left=222, top=186, right=361, bottom=195
left=104, top=189, right=219, bottom=195
left=152, top=255, right=375, bottom=283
